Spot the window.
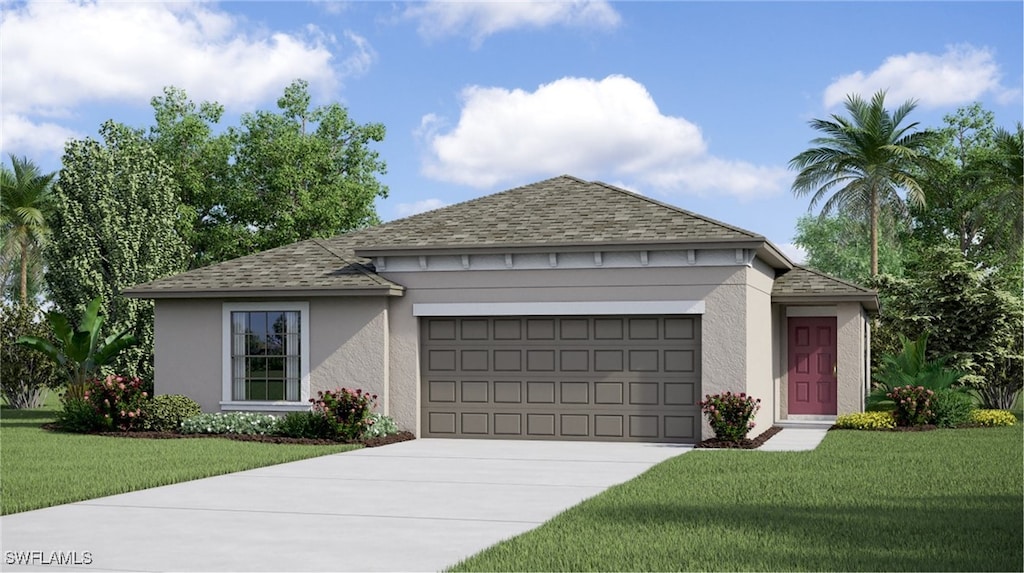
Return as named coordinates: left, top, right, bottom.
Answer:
left=222, top=302, right=309, bottom=409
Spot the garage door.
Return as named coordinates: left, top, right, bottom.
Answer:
left=420, top=315, right=701, bottom=443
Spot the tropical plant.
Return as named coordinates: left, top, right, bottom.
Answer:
left=0, top=303, right=63, bottom=408
left=698, top=391, right=761, bottom=442
left=867, top=332, right=966, bottom=411
left=790, top=90, right=934, bottom=276
left=15, top=296, right=138, bottom=401
left=0, top=155, right=56, bottom=305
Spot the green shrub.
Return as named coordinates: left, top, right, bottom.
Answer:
left=311, top=388, right=378, bottom=441
left=142, top=395, right=202, bottom=431
left=1, top=304, right=63, bottom=409
left=968, top=409, right=1018, bottom=427
left=699, top=391, right=761, bottom=442
left=929, top=390, right=975, bottom=428
left=55, top=398, right=102, bottom=432
left=364, top=413, right=399, bottom=438
left=868, top=333, right=965, bottom=411
left=275, top=411, right=339, bottom=440
left=834, top=411, right=897, bottom=430
left=180, top=412, right=280, bottom=435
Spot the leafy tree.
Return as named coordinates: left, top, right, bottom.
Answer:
left=1, top=303, right=62, bottom=408
left=870, top=243, right=1022, bottom=409
left=147, top=80, right=388, bottom=267
left=793, top=213, right=908, bottom=284
left=16, top=296, right=137, bottom=402
left=47, top=121, right=187, bottom=382
left=790, top=90, right=934, bottom=276
left=0, top=155, right=56, bottom=306
left=912, top=105, right=1022, bottom=284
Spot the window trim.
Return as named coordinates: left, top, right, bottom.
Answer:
left=221, top=302, right=310, bottom=411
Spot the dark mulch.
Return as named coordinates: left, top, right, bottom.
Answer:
left=40, top=423, right=416, bottom=448
left=696, top=425, right=783, bottom=449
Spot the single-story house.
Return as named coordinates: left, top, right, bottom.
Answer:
left=125, top=175, right=877, bottom=443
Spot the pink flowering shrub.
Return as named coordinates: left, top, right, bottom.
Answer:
left=83, top=374, right=148, bottom=431
left=887, top=385, right=934, bottom=426
left=699, top=391, right=761, bottom=442
left=310, top=387, right=378, bottom=441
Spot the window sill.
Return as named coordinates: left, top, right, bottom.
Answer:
left=219, top=401, right=309, bottom=413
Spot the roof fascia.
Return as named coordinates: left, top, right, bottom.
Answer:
left=123, top=286, right=405, bottom=299
left=355, top=238, right=771, bottom=258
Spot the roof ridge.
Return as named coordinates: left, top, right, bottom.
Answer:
left=588, top=179, right=762, bottom=239
left=791, top=264, right=874, bottom=293
left=310, top=238, right=393, bottom=287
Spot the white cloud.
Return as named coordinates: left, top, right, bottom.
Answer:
left=0, top=113, right=83, bottom=157
left=778, top=243, right=808, bottom=265
left=419, top=75, right=789, bottom=199
left=404, top=0, right=620, bottom=45
left=824, top=44, right=1016, bottom=109
left=395, top=198, right=448, bottom=218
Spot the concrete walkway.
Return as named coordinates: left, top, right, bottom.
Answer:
left=757, top=427, right=830, bottom=451
left=0, top=439, right=690, bottom=572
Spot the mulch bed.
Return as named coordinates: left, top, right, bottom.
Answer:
left=695, top=425, right=783, bottom=449
left=41, top=423, right=416, bottom=448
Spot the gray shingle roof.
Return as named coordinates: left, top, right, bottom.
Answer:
left=123, top=238, right=401, bottom=297
left=772, top=266, right=878, bottom=310
left=345, top=175, right=762, bottom=253
left=126, top=175, right=788, bottom=298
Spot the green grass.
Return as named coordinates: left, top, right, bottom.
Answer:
left=0, top=402, right=357, bottom=515
left=451, top=427, right=1024, bottom=572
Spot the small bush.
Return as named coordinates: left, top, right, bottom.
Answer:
left=929, top=390, right=975, bottom=428
left=699, top=391, right=761, bottom=442
left=142, top=395, right=202, bottom=431
left=888, top=385, right=934, bottom=426
left=968, top=409, right=1018, bottom=427
left=83, top=375, right=148, bottom=431
left=55, top=398, right=103, bottom=433
left=180, top=412, right=280, bottom=435
left=364, top=413, right=399, bottom=438
left=1, top=304, right=62, bottom=409
left=834, top=411, right=896, bottom=430
left=275, top=411, right=339, bottom=440
left=311, top=388, right=378, bottom=441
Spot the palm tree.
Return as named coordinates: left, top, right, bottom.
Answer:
left=790, top=90, right=934, bottom=276
left=0, top=155, right=57, bottom=306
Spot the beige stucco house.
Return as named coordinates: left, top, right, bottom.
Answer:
left=125, top=176, right=877, bottom=443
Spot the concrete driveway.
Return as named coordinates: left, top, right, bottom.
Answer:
left=1, top=438, right=689, bottom=572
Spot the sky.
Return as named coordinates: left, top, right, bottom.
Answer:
left=2, top=1, right=1022, bottom=262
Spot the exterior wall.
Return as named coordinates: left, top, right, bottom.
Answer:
left=775, top=303, right=868, bottom=418
left=152, top=297, right=389, bottom=414
left=744, top=264, right=775, bottom=438
left=381, top=266, right=755, bottom=440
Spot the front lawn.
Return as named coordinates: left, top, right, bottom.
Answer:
left=451, top=427, right=1023, bottom=572
left=0, top=403, right=357, bottom=515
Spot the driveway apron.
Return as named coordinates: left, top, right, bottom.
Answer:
left=1, top=438, right=689, bottom=572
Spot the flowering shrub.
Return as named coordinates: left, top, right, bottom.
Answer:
left=968, top=409, right=1018, bottom=427
left=834, top=411, right=896, bottom=430
left=311, top=388, right=378, bottom=441
left=83, top=375, right=148, bottom=431
left=364, top=413, right=399, bottom=438
left=179, top=412, right=280, bottom=435
left=699, top=391, right=761, bottom=442
left=887, top=385, right=934, bottom=426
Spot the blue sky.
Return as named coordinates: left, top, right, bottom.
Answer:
left=3, top=1, right=1022, bottom=261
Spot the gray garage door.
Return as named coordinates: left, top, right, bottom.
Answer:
left=420, top=315, right=701, bottom=443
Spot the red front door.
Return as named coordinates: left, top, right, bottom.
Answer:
left=788, top=317, right=838, bottom=415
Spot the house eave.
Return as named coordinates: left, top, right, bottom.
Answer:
left=356, top=238, right=782, bottom=259
left=772, top=294, right=880, bottom=313
left=122, top=286, right=405, bottom=299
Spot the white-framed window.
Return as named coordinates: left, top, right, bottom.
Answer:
left=221, top=302, right=310, bottom=411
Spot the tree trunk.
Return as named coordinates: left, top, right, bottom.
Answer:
left=19, top=238, right=28, bottom=306
left=870, top=188, right=879, bottom=276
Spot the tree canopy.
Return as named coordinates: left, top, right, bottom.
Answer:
left=1, top=155, right=56, bottom=305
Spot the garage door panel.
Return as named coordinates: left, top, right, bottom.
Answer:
left=421, top=316, right=701, bottom=443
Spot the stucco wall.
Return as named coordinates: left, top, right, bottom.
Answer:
left=152, top=297, right=389, bottom=413
left=744, top=265, right=775, bottom=438
left=381, top=266, right=755, bottom=440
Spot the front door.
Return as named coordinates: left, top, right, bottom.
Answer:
left=788, top=317, right=837, bottom=415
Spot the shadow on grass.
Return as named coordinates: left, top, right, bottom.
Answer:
left=0, top=407, right=57, bottom=426
left=587, top=495, right=1022, bottom=571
